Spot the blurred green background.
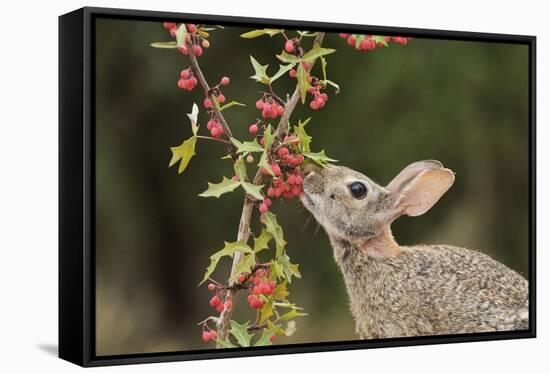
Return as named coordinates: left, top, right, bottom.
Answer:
left=94, top=18, right=529, bottom=356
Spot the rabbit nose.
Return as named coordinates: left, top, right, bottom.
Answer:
left=303, top=163, right=322, bottom=177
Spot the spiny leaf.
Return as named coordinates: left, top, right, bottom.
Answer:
left=231, top=254, right=255, bottom=282
left=263, top=212, right=286, bottom=257
left=169, top=136, right=197, bottom=174
left=198, top=177, right=241, bottom=198
left=214, top=337, right=237, bottom=348
left=175, top=24, right=188, bottom=48
left=230, top=138, right=264, bottom=154
left=234, top=159, right=247, bottom=182
left=253, top=229, right=273, bottom=253
left=296, top=63, right=311, bottom=104
left=242, top=182, right=264, bottom=200
left=254, top=326, right=278, bottom=346
left=210, top=241, right=253, bottom=261
left=301, top=46, right=336, bottom=62
left=199, top=257, right=220, bottom=285
left=263, top=125, right=274, bottom=151
left=276, top=254, right=301, bottom=282
left=294, top=118, right=312, bottom=153
left=278, top=308, right=307, bottom=321
left=270, top=63, right=296, bottom=83
left=240, top=29, right=284, bottom=38
left=219, top=101, right=246, bottom=111
left=259, top=299, right=274, bottom=323
left=276, top=52, right=301, bottom=64
left=303, top=150, right=338, bottom=165
left=229, top=320, right=253, bottom=347
left=249, top=55, right=270, bottom=84
left=271, top=280, right=289, bottom=301
left=258, top=151, right=274, bottom=177
left=150, top=41, right=177, bottom=48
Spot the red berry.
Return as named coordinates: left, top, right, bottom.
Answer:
left=256, top=99, right=264, bottom=110
left=238, top=274, right=247, bottom=283
left=271, top=163, right=281, bottom=177
left=339, top=33, right=350, bottom=39
left=231, top=175, right=240, bottom=181
left=315, top=97, right=325, bottom=107
left=253, top=276, right=262, bottom=286
left=263, top=198, right=272, bottom=207
left=217, top=126, right=225, bottom=135
left=216, top=304, right=225, bottom=312
left=210, top=330, right=217, bottom=339
left=220, top=76, right=230, bottom=86
left=302, top=62, right=311, bottom=71
left=253, top=285, right=262, bottom=295
left=217, top=94, right=226, bottom=103
left=202, top=39, right=210, bottom=48
left=295, top=175, right=303, bottom=185
left=163, top=22, right=177, bottom=29
left=277, top=147, right=289, bottom=158
left=269, top=335, right=276, bottom=343
left=259, top=203, right=268, bottom=214
left=287, top=175, right=296, bottom=185
left=276, top=105, right=284, bottom=116
left=261, top=282, right=272, bottom=294
left=267, top=187, right=275, bottom=197
left=249, top=124, right=258, bottom=135
left=260, top=137, right=265, bottom=146
left=209, top=295, right=221, bottom=307
left=177, top=45, right=189, bottom=55
left=224, top=300, right=233, bottom=310
left=180, top=69, right=191, bottom=79
left=207, top=120, right=216, bottom=130
left=347, top=35, right=356, bottom=46
left=204, top=98, right=213, bottom=108
left=291, top=185, right=302, bottom=196
left=269, top=280, right=277, bottom=290
left=178, top=78, right=188, bottom=89
left=289, top=69, right=297, bottom=78
left=285, top=39, right=295, bottom=53
left=169, top=28, right=177, bottom=37
left=384, top=36, right=391, bottom=43
left=192, top=44, right=203, bottom=56
left=210, top=127, right=219, bottom=138
left=320, top=93, right=328, bottom=102
left=310, top=100, right=319, bottom=110
left=202, top=331, right=212, bottom=342
left=187, top=24, right=197, bottom=33
left=188, top=76, right=198, bottom=89
left=207, top=283, right=216, bottom=291
left=360, top=38, right=369, bottom=50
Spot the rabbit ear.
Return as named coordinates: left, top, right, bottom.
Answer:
left=392, top=167, right=455, bottom=217
left=386, top=160, right=444, bottom=194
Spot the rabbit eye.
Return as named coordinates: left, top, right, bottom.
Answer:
left=348, top=182, right=367, bottom=199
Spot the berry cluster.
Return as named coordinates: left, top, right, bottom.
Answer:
left=339, top=34, right=412, bottom=51
left=178, top=68, right=198, bottom=91
left=241, top=268, right=277, bottom=309
left=206, top=118, right=225, bottom=138
left=201, top=329, right=217, bottom=342
left=163, top=22, right=209, bottom=56
left=256, top=95, right=285, bottom=119
left=207, top=283, right=234, bottom=313
left=308, top=82, right=329, bottom=110
left=203, top=76, right=230, bottom=109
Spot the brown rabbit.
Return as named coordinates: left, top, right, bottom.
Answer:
left=300, top=160, right=528, bottom=339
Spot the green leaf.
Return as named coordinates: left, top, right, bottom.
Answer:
left=320, top=56, right=328, bottom=81
left=210, top=241, right=253, bottom=261
left=297, top=31, right=318, bottom=38
left=249, top=55, right=270, bottom=84
left=229, top=320, right=253, bottom=347
left=272, top=280, right=289, bottom=301
left=175, top=24, right=188, bottom=48
left=259, top=299, right=274, bottom=323
left=240, top=29, right=284, bottom=38
left=296, top=63, right=311, bottom=104
left=372, top=35, right=389, bottom=47
left=254, top=326, right=278, bottom=346
left=198, top=177, right=241, bottom=198
left=219, top=101, right=246, bottom=111
left=278, top=308, right=307, bottom=321
left=293, top=118, right=312, bottom=153
left=253, top=229, right=273, bottom=253
left=242, top=182, right=264, bottom=200
left=270, top=63, right=296, bottom=83
left=230, top=138, right=264, bottom=154
left=199, top=257, right=220, bottom=285
left=301, top=46, right=336, bottom=62
left=285, top=320, right=297, bottom=336
left=234, top=159, right=247, bottom=181
left=303, top=150, right=338, bottom=165
left=276, top=52, right=301, bottom=64
left=187, top=103, right=199, bottom=135
left=258, top=151, right=274, bottom=177
left=263, top=125, right=274, bottom=151
left=150, top=41, right=177, bottom=48
left=263, top=212, right=286, bottom=258
left=214, top=337, right=237, bottom=348
left=231, top=254, right=255, bottom=282
left=169, top=136, right=197, bottom=174
left=276, top=254, right=301, bottom=282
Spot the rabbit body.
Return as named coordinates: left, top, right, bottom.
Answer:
left=301, top=161, right=529, bottom=339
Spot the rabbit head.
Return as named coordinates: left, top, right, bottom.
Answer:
left=300, top=160, right=455, bottom=257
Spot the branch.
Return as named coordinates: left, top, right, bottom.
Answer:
left=215, top=32, right=326, bottom=346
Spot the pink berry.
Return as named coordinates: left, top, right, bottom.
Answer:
left=277, top=147, right=289, bottom=158
left=271, top=163, right=281, bottom=177
left=224, top=300, right=233, bottom=310
left=231, top=175, right=240, bottom=181
left=216, top=304, right=225, bottom=312
left=259, top=204, right=268, bottom=214
left=192, top=44, right=203, bottom=56
left=187, top=24, right=197, bottom=33
left=220, top=76, right=230, bottom=86
left=210, top=127, right=219, bottom=138
left=269, top=335, right=276, bottom=343
left=217, top=125, right=225, bottom=135
left=180, top=69, right=191, bottom=79
left=177, top=78, right=188, bottom=89
left=289, top=69, right=297, bottom=78
left=256, top=99, right=264, bottom=110
left=339, top=33, right=350, bottom=39
left=267, top=187, right=275, bottom=197
left=263, top=198, right=272, bottom=207
left=207, top=120, right=216, bottom=130
left=249, top=124, right=258, bottom=135
left=188, top=76, right=198, bottom=89
left=285, top=39, right=295, bottom=53
left=295, top=175, right=303, bottom=185
left=310, top=100, right=319, bottom=110
left=163, top=22, right=177, bottom=29
left=209, top=295, right=221, bottom=307
left=287, top=175, right=296, bottom=185
left=261, top=282, right=272, bottom=294
left=207, top=283, right=216, bottom=291
left=202, top=331, right=212, bottom=342
left=202, top=39, right=210, bottom=48
left=347, top=35, right=356, bottom=46
left=217, top=94, right=226, bottom=103
left=177, top=45, right=189, bottom=55
left=204, top=98, right=213, bottom=108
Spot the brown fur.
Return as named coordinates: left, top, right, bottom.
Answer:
left=301, top=162, right=528, bottom=339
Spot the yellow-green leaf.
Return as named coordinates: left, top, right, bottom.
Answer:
left=210, top=241, right=253, bottom=261
left=254, top=326, right=278, bottom=346
left=270, top=63, right=296, bottom=83
left=249, top=55, right=270, bottom=84
left=253, top=229, right=273, bottom=253
left=278, top=309, right=307, bottom=321
left=169, top=136, right=197, bottom=174
left=301, top=46, right=336, bottom=62
left=199, top=257, right=220, bottom=285
left=276, top=52, right=301, bottom=64
left=240, top=29, right=284, bottom=38
left=229, top=320, right=253, bottom=347
left=175, top=24, right=188, bottom=48
left=214, top=337, right=236, bottom=348
left=219, top=101, right=246, bottom=111
left=263, top=125, right=274, bottom=151
left=303, top=150, right=338, bottom=165
left=263, top=212, right=286, bottom=257
left=293, top=118, right=312, bottom=153
left=242, top=182, right=264, bottom=200
left=150, top=41, right=177, bottom=48
left=276, top=253, right=301, bottom=282
left=230, top=138, right=264, bottom=154
left=259, top=299, right=274, bottom=323
left=230, top=254, right=256, bottom=282
left=296, top=63, right=311, bottom=104
left=271, top=280, right=289, bottom=301
left=198, top=177, right=241, bottom=198
left=234, top=159, right=247, bottom=181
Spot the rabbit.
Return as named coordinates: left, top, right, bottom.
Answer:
left=300, top=160, right=528, bottom=339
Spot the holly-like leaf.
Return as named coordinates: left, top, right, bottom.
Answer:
left=249, top=55, right=270, bottom=84
left=301, top=46, right=336, bottom=62
left=169, top=136, right=197, bottom=174
left=240, top=29, right=284, bottom=38
left=210, top=241, right=253, bottom=261
left=263, top=125, right=274, bottom=151
left=271, top=280, right=289, bottom=301
left=219, top=101, right=246, bottom=111
left=303, top=150, right=338, bottom=165
left=214, top=337, right=237, bottom=348
left=229, top=320, right=253, bottom=347
left=187, top=103, right=199, bottom=135
left=253, top=228, right=273, bottom=253
left=259, top=299, right=274, bottom=323
left=270, top=63, right=296, bottom=83
left=372, top=35, right=389, bottom=47
left=198, top=177, right=241, bottom=198
left=258, top=151, right=274, bottom=177
left=199, top=257, right=220, bottom=285
left=263, top=212, right=286, bottom=258
left=276, top=51, right=301, bottom=64
left=254, top=326, right=278, bottom=346
left=234, top=159, right=247, bottom=181
left=175, top=24, right=188, bottom=48
left=293, top=118, right=312, bottom=153
left=150, top=41, right=177, bottom=48
left=242, top=182, right=264, bottom=200
left=278, top=308, right=307, bottom=321
left=296, top=62, right=311, bottom=104
left=230, top=138, right=264, bottom=154
left=230, top=253, right=256, bottom=282
left=276, top=254, right=301, bottom=282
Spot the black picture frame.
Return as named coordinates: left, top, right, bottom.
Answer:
left=59, top=6, right=537, bottom=367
